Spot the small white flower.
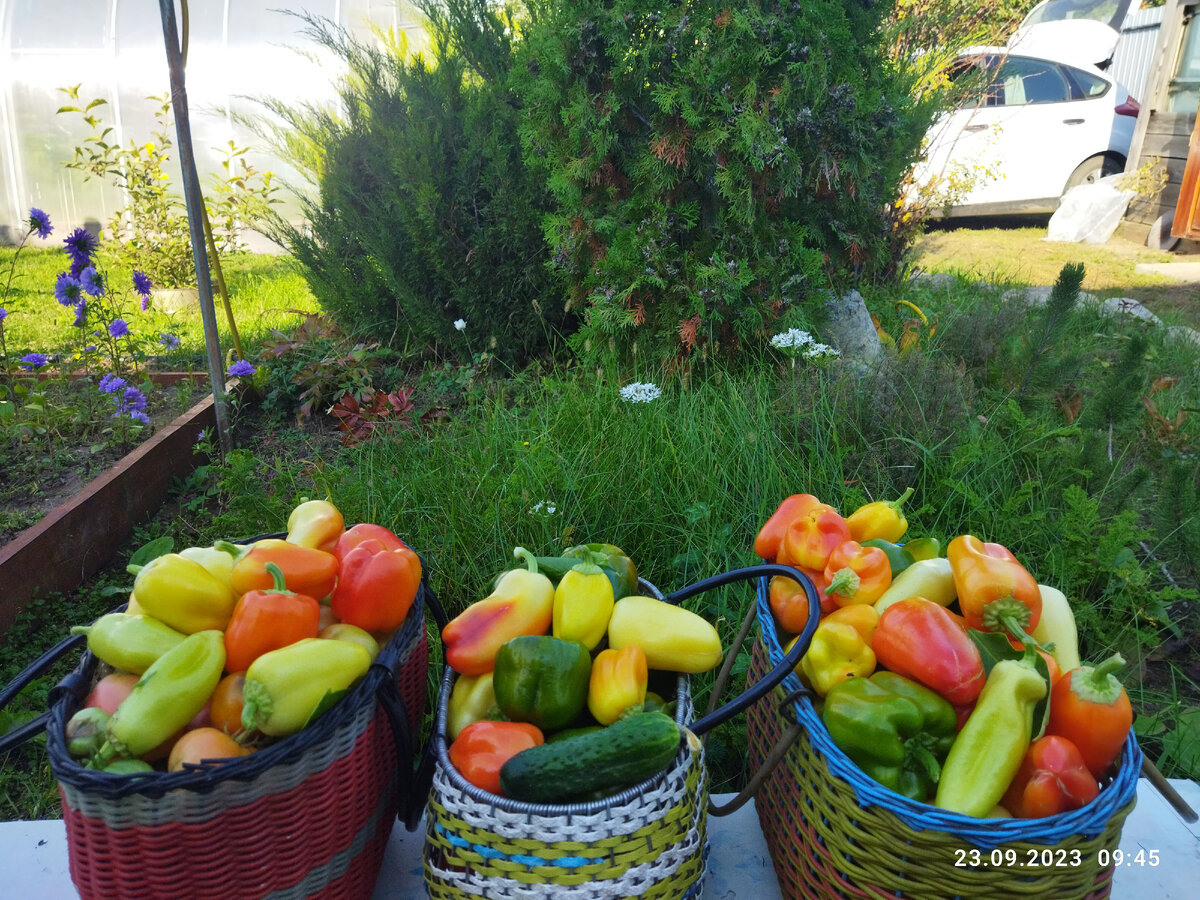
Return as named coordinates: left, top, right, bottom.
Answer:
left=454, top=318, right=466, bottom=331
left=803, top=341, right=840, bottom=360
left=770, top=328, right=816, bottom=351
left=619, top=382, right=662, bottom=403
left=529, top=500, right=558, bottom=515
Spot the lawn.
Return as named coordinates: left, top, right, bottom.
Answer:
left=911, top=222, right=1200, bottom=329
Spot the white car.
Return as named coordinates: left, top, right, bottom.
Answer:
left=914, top=3, right=1138, bottom=217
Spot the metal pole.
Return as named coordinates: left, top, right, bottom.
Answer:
left=157, top=0, right=232, bottom=455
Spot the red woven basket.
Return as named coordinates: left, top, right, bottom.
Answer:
left=5, top=543, right=444, bottom=900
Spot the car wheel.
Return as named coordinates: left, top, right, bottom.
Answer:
left=1063, top=154, right=1125, bottom=194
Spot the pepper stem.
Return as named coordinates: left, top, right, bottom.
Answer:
left=513, top=547, right=539, bottom=574
left=824, top=567, right=860, bottom=600
left=264, top=562, right=292, bottom=594
left=888, top=486, right=915, bottom=513
left=1070, top=653, right=1127, bottom=705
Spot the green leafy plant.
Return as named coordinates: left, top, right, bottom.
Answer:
left=512, top=0, right=932, bottom=368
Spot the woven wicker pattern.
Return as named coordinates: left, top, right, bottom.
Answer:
left=47, top=589, right=430, bottom=900
left=746, top=636, right=1139, bottom=900
left=424, top=731, right=708, bottom=899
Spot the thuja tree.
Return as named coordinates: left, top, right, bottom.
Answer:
left=513, top=0, right=928, bottom=366
left=265, top=3, right=566, bottom=365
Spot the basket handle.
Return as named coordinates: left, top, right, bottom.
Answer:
left=0, top=631, right=89, bottom=754
left=377, top=567, right=447, bottom=832
left=663, top=564, right=819, bottom=740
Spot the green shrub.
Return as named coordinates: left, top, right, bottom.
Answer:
left=265, top=5, right=566, bottom=366
left=512, top=0, right=930, bottom=368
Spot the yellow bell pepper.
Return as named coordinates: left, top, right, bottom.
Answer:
left=128, top=553, right=236, bottom=633
left=552, top=558, right=615, bottom=650
left=179, top=545, right=235, bottom=588
left=846, top=487, right=914, bottom=543
left=588, top=645, right=649, bottom=725
left=286, top=499, right=345, bottom=554
left=794, top=619, right=876, bottom=696
left=1032, top=584, right=1081, bottom=674
left=823, top=603, right=879, bottom=645
left=446, top=672, right=498, bottom=740
left=607, top=595, right=723, bottom=673
left=873, top=557, right=956, bottom=615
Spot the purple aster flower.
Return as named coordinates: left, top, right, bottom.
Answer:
left=69, top=259, right=87, bottom=278
left=79, top=266, right=105, bottom=298
left=132, top=271, right=152, bottom=297
left=159, top=332, right=180, bottom=349
left=28, top=208, right=52, bottom=239
left=98, top=374, right=127, bottom=394
left=108, top=318, right=130, bottom=338
left=129, top=410, right=151, bottom=425
left=63, top=227, right=99, bottom=268
left=19, top=352, right=48, bottom=370
left=227, top=359, right=256, bottom=377
left=54, top=272, right=82, bottom=306
left=84, top=345, right=96, bottom=353
left=0, top=307, right=7, bottom=322
left=73, top=300, right=87, bottom=327
left=122, top=385, right=148, bottom=413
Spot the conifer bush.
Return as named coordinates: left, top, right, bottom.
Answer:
left=513, top=0, right=929, bottom=366
left=267, top=4, right=566, bottom=365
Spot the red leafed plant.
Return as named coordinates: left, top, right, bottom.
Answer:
left=329, top=387, right=415, bottom=446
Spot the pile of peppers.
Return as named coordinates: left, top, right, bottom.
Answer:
left=756, top=491, right=1134, bottom=818
left=441, top=543, right=721, bottom=799
left=67, top=499, right=422, bottom=774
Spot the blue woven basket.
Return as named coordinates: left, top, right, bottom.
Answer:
left=747, top=576, right=1142, bottom=900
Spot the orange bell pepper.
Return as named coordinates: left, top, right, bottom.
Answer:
left=220, top=539, right=339, bottom=601
left=846, top=487, right=914, bottom=543
left=768, top=574, right=835, bottom=633
left=873, top=597, right=986, bottom=706
left=1001, top=735, right=1099, bottom=818
left=947, top=535, right=1042, bottom=642
left=823, top=603, right=880, bottom=645
left=779, top=503, right=851, bottom=572
left=285, top=499, right=345, bottom=554
left=822, top=540, right=892, bottom=607
left=1046, top=654, right=1133, bottom=778
left=448, top=720, right=544, bottom=795
left=330, top=534, right=421, bottom=633
left=223, top=562, right=321, bottom=673
left=588, top=645, right=649, bottom=725
left=755, top=494, right=822, bottom=561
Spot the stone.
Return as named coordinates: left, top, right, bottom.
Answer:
left=1095, top=296, right=1162, bottom=326
left=821, top=289, right=882, bottom=363
left=908, top=272, right=957, bottom=291
left=1001, top=286, right=1099, bottom=307
left=1165, top=325, right=1200, bottom=349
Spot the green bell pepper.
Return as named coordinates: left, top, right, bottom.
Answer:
left=861, top=539, right=915, bottom=577
left=493, top=635, right=591, bottom=732
left=822, top=670, right=958, bottom=801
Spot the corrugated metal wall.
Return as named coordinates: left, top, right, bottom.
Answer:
left=1115, top=5, right=1164, bottom=103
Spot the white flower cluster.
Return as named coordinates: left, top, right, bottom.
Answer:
left=619, top=382, right=663, bottom=403
left=529, top=500, right=558, bottom=515
left=769, top=328, right=841, bottom=360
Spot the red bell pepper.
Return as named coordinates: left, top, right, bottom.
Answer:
left=1001, top=735, right=1099, bottom=818
left=873, top=596, right=987, bottom=705
left=822, top=540, right=892, bottom=607
left=1046, top=654, right=1133, bottom=778
left=755, top=494, right=821, bottom=561
left=224, top=562, right=321, bottom=673
left=334, top=523, right=410, bottom=561
left=222, top=538, right=339, bottom=601
left=448, top=720, right=544, bottom=796
left=779, top=503, right=851, bottom=572
left=947, top=535, right=1043, bottom=643
left=330, top=536, right=422, bottom=633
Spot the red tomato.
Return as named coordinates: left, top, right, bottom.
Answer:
left=209, top=673, right=247, bottom=737
left=167, top=727, right=250, bottom=772
left=84, top=673, right=139, bottom=715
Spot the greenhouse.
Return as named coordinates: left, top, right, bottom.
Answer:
left=0, top=0, right=422, bottom=244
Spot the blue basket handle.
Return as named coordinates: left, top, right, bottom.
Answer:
left=663, top=563, right=819, bottom=739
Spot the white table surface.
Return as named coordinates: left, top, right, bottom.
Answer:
left=2, top=782, right=1197, bottom=898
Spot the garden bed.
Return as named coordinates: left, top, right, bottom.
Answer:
left=0, top=375, right=223, bottom=631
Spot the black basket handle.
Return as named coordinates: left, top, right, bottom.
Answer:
left=0, top=630, right=91, bottom=754
left=660, top=563, right=820, bottom=817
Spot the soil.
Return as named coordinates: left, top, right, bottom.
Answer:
left=0, top=378, right=211, bottom=544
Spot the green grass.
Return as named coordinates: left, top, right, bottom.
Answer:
left=0, top=245, right=319, bottom=369
left=1, top=266, right=1198, bottom=820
